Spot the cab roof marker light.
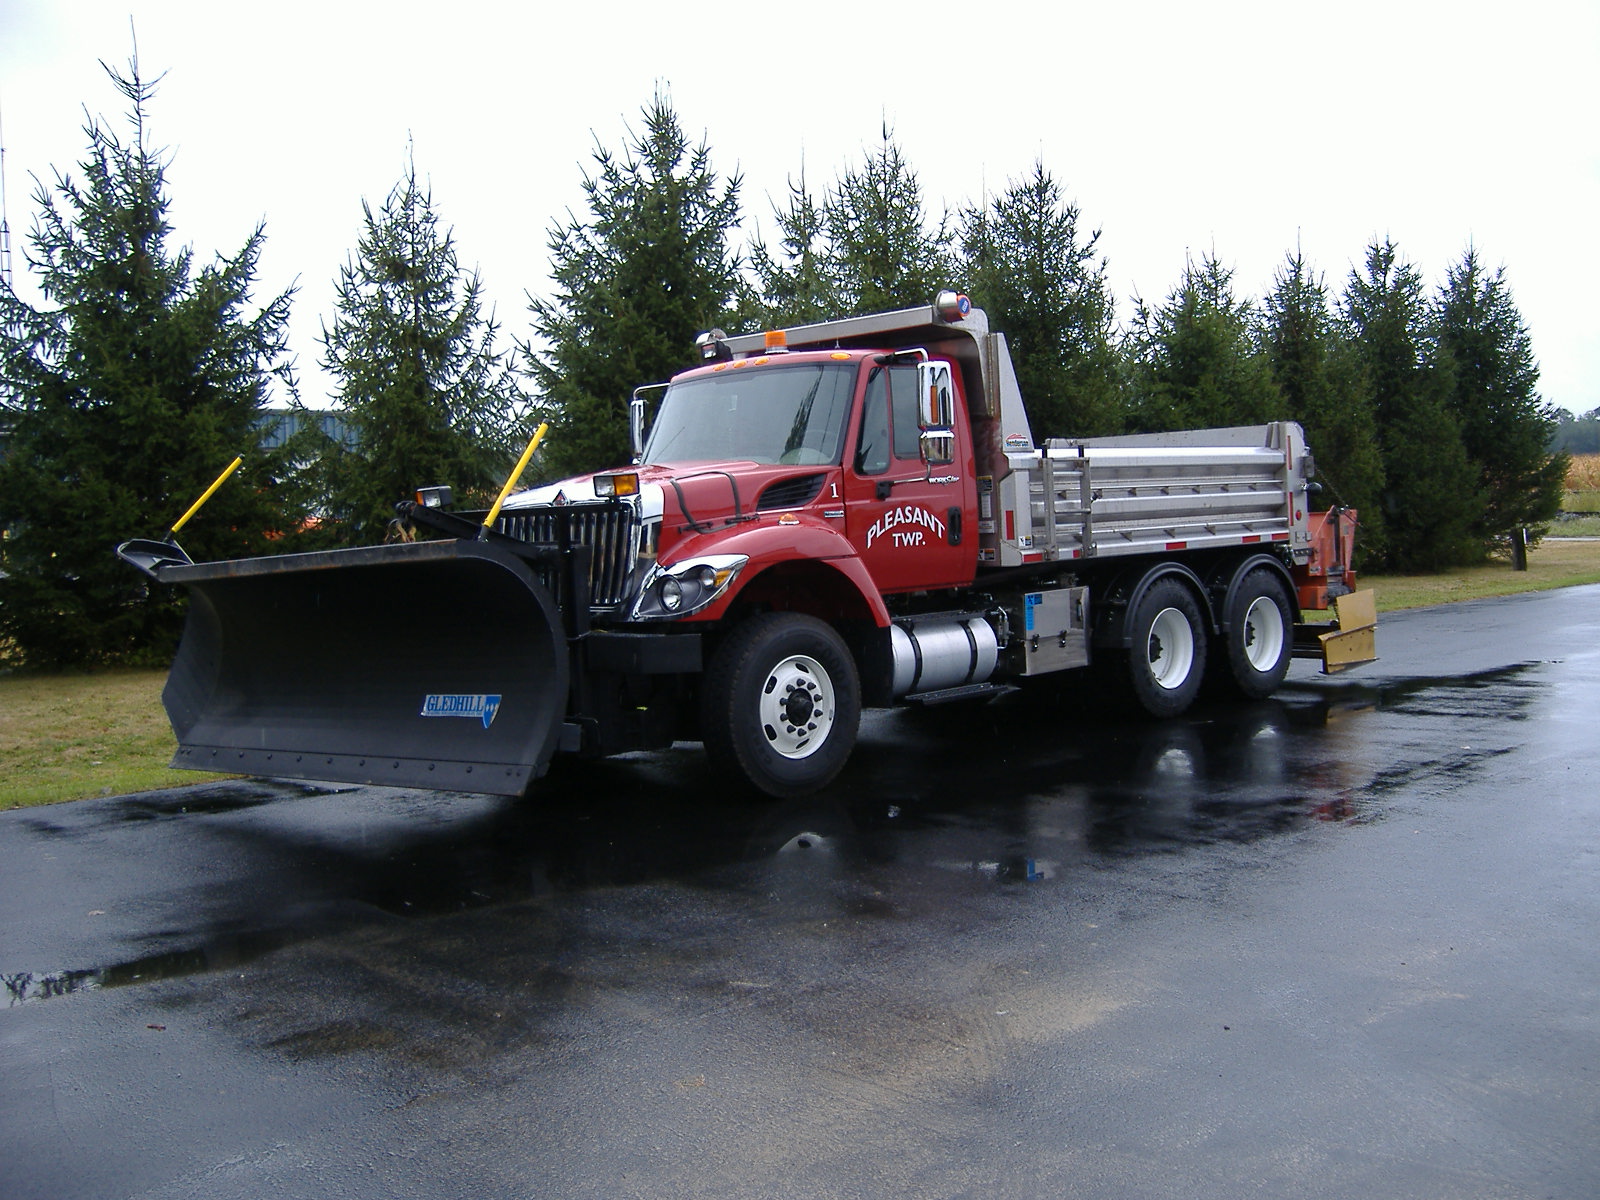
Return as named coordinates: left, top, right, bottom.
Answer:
left=934, top=290, right=971, bottom=322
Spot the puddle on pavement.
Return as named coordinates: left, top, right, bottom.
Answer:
left=4, top=930, right=294, bottom=1006
left=109, top=781, right=338, bottom=823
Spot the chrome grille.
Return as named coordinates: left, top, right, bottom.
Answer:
left=496, top=503, right=637, bottom=610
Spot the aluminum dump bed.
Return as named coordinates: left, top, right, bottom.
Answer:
left=981, top=422, right=1312, bottom=569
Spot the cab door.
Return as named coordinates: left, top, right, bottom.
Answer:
left=843, top=360, right=976, bottom=593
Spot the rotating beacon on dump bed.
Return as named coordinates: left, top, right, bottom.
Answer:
left=120, top=291, right=1376, bottom=800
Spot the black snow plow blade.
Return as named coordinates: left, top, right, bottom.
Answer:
left=121, top=537, right=570, bottom=795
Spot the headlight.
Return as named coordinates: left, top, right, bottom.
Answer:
left=632, top=554, right=748, bottom=619
left=593, top=472, right=640, bottom=498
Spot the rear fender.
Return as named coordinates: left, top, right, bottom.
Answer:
left=1093, top=561, right=1213, bottom=651
left=1205, top=553, right=1301, bottom=632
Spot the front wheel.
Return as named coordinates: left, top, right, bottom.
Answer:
left=1119, top=577, right=1208, bottom=718
left=701, top=613, right=862, bottom=798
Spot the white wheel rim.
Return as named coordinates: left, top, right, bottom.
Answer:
left=1146, top=607, right=1195, bottom=690
left=1240, top=595, right=1286, bottom=672
left=758, top=654, right=835, bottom=759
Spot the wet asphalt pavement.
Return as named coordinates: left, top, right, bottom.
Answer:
left=2, top=586, right=1598, bottom=1200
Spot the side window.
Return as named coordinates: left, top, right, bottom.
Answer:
left=856, top=369, right=891, bottom=475
left=889, top=367, right=921, bottom=461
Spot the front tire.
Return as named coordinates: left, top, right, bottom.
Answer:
left=701, top=613, right=862, bottom=798
left=1120, top=577, right=1208, bottom=718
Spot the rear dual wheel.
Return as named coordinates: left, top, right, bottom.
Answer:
left=1116, top=570, right=1295, bottom=715
left=1120, top=578, right=1209, bottom=718
left=702, top=613, right=861, bottom=798
left=1216, top=568, right=1293, bottom=699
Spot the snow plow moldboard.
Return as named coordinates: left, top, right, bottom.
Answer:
left=125, top=537, right=571, bottom=795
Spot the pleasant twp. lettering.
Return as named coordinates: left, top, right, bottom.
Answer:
left=865, top=504, right=947, bottom=549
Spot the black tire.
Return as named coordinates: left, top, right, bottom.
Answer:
left=1217, top=567, right=1293, bottom=700
left=1120, top=577, right=1208, bottom=718
left=701, top=613, right=862, bottom=798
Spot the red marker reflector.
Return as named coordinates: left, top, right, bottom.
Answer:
left=1023, top=552, right=1043, bottom=564
left=1166, top=541, right=1188, bottom=551
left=1242, top=534, right=1262, bottom=544
left=1004, top=510, right=1015, bottom=540
left=1271, top=532, right=1289, bottom=541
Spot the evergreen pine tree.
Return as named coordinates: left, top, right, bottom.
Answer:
left=526, top=92, right=743, bottom=479
left=318, top=149, right=526, bottom=536
left=823, top=127, right=954, bottom=315
left=1124, top=254, right=1281, bottom=433
left=1432, top=246, right=1566, bottom=548
left=0, top=59, right=297, bottom=667
left=1551, top=408, right=1600, bottom=456
left=748, top=170, right=833, bottom=328
left=960, top=163, right=1122, bottom=437
left=1341, top=238, right=1481, bottom=571
left=1262, top=250, right=1387, bottom=562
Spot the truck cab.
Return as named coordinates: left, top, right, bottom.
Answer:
left=632, top=344, right=978, bottom=598
left=503, top=294, right=999, bottom=622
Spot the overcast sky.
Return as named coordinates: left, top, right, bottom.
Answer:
left=3, top=0, right=1597, bottom=416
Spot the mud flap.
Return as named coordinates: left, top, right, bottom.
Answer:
left=1293, top=588, right=1378, bottom=674
left=150, top=539, right=569, bottom=795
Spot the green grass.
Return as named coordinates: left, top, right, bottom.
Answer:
left=1554, top=513, right=1600, bottom=535
left=4, top=536, right=1600, bottom=809
left=1327, top=536, right=1600, bottom=613
left=1561, top=492, right=1600, bottom=514
left=0, top=670, right=232, bottom=810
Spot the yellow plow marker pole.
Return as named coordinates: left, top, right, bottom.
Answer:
left=483, top=423, right=549, bottom=531
left=169, top=456, right=244, bottom=537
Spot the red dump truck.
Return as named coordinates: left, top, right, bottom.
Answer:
left=119, top=293, right=1374, bottom=798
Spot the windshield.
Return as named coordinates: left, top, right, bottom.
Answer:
left=641, top=362, right=856, bottom=466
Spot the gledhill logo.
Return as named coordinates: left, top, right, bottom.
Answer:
left=420, top=694, right=503, bottom=729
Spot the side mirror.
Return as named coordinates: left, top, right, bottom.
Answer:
left=629, top=392, right=646, bottom=461
left=921, top=429, right=956, bottom=465
left=916, top=360, right=956, bottom=465
left=630, top=383, right=671, bottom=462
left=917, top=360, right=954, bottom=429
